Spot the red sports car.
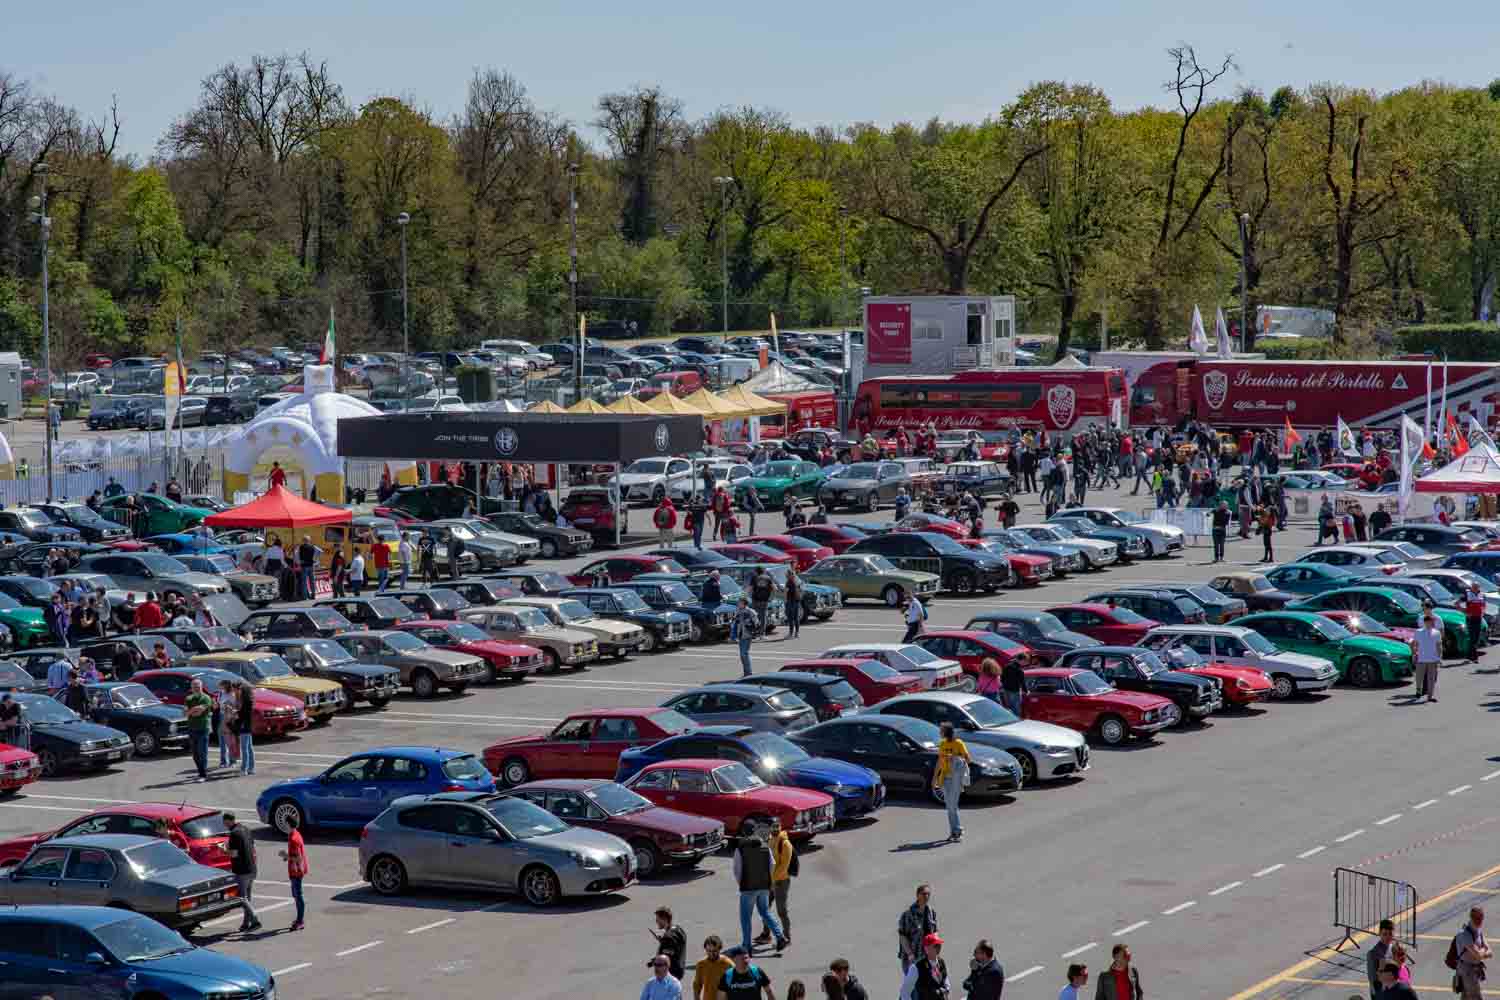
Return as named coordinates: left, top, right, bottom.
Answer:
left=622, top=759, right=836, bottom=840
left=1147, top=644, right=1273, bottom=705
left=0, top=802, right=233, bottom=870
left=1021, top=667, right=1175, bottom=746
left=391, top=618, right=543, bottom=682
left=912, top=630, right=1035, bottom=676
left=566, top=554, right=686, bottom=587
left=710, top=543, right=796, bottom=567
left=483, top=707, right=699, bottom=787
left=1316, top=610, right=1417, bottom=645
left=787, top=525, right=866, bottom=554
left=956, top=540, right=1051, bottom=585
left=741, top=535, right=834, bottom=572
left=1045, top=603, right=1160, bottom=646
left=779, top=657, right=922, bottom=705
left=0, top=743, right=41, bottom=795
left=133, top=667, right=308, bottom=738
left=505, top=778, right=725, bottom=878
left=894, top=514, right=967, bottom=539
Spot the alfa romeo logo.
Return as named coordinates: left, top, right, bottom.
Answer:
left=494, top=427, right=519, bottom=456
left=654, top=423, right=671, bottom=451
left=1046, top=385, right=1077, bottom=429
left=1203, top=370, right=1229, bottom=410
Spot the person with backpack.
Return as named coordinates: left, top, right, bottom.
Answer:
left=902, top=594, right=927, bottom=643
left=732, top=821, right=786, bottom=956
left=755, top=819, right=796, bottom=948
left=719, top=945, right=775, bottom=999
left=655, top=497, right=679, bottom=549
left=1450, top=906, right=1491, bottom=999
left=750, top=568, right=775, bottom=636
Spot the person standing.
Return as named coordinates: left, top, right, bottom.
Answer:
left=1059, top=964, right=1089, bottom=1000
left=897, top=885, right=938, bottom=975
left=651, top=906, right=688, bottom=981
left=732, top=823, right=786, bottom=955
left=693, top=936, right=733, bottom=1000
left=642, top=955, right=683, bottom=1000
left=750, top=568, right=775, bottom=636
left=932, top=722, right=970, bottom=842
left=894, top=487, right=911, bottom=522
left=217, top=680, right=238, bottom=770
left=0, top=693, right=22, bottom=749
left=1454, top=906, right=1492, bottom=1000
left=268, top=461, right=287, bottom=488
left=961, top=939, right=1004, bottom=1000
left=825, top=960, right=867, bottom=1000
left=296, top=536, right=317, bottom=600
left=977, top=658, right=1002, bottom=704
left=690, top=502, right=707, bottom=549
left=1211, top=500, right=1230, bottom=563
left=1465, top=580, right=1487, bottom=664
left=1410, top=609, right=1444, bottom=702
left=419, top=534, right=438, bottom=585
left=396, top=533, right=413, bottom=590
left=733, top=598, right=759, bottom=678
left=1367, top=918, right=1396, bottom=999
left=902, top=594, right=926, bottom=644
left=445, top=531, right=464, bottom=581
left=46, top=653, right=70, bottom=697
left=329, top=550, right=346, bottom=598
left=755, top=821, right=794, bottom=948
left=897, top=933, right=949, bottom=1000
left=718, top=946, right=774, bottom=1000
left=183, top=678, right=213, bottom=783
left=373, top=541, right=390, bottom=593
left=744, top=486, right=764, bottom=535
left=1094, top=943, right=1142, bottom=1000
left=1000, top=657, right=1026, bottom=718
left=236, top=679, right=255, bottom=776
left=1370, top=505, right=1392, bottom=538
left=1257, top=501, right=1275, bottom=563
left=349, top=548, right=366, bottom=598
left=655, top=497, right=679, bottom=549
left=223, top=812, right=262, bottom=933
left=279, top=813, right=308, bottom=931
left=784, top=573, right=803, bottom=640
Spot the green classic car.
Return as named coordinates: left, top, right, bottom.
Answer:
left=0, top=592, right=50, bottom=648
left=1229, top=610, right=1412, bottom=687
left=97, top=493, right=215, bottom=536
left=801, top=552, right=941, bottom=608
left=735, top=460, right=827, bottom=509
left=1285, top=586, right=1484, bottom=659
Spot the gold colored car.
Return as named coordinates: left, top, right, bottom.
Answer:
left=189, top=651, right=345, bottom=723
left=800, top=552, right=941, bottom=608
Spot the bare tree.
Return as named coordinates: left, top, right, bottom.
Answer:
left=595, top=86, right=683, bottom=244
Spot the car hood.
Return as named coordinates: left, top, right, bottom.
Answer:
left=1253, top=588, right=1299, bottom=604
left=32, top=720, right=127, bottom=742
left=1262, top=649, right=1335, bottom=671
left=983, top=718, right=1085, bottom=747
left=325, top=662, right=400, bottom=679
left=404, top=648, right=486, bottom=668
left=126, top=703, right=186, bottom=723
left=742, top=785, right=836, bottom=810
left=964, top=743, right=1021, bottom=770
left=0, top=607, right=45, bottom=625
left=1343, top=635, right=1412, bottom=658
left=226, top=571, right=277, bottom=586
left=1153, top=669, right=1213, bottom=690
left=615, top=805, right=722, bottom=837
left=162, top=572, right=230, bottom=593
left=783, top=757, right=878, bottom=786
left=747, top=476, right=797, bottom=488
left=1084, top=689, right=1172, bottom=710
left=615, top=472, right=668, bottom=485
left=529, top=825, right=630, bottom=857
left=258, top=676, right=342, bottom=696
left=569, top=618, right=636, bottom=638
left=125, top=947, right=269, bottom=991
left=252, top=689, right=303, bottom=710
left=1040, top=630, right=1100, bottom=650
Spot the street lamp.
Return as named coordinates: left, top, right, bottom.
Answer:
left=714, top=176, right=734, bottom=334
left=396, top=212, right=410, bottom=402
left=1237, top=212, right=1250, bottom=353
left=837, top=204, right=849, bottom=328
left=567, top=163, right=580, bottom=401
left=28, top=162, right=52, bottom=499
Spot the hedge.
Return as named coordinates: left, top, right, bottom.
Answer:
left=1396, top=323, right=1500, bottom=361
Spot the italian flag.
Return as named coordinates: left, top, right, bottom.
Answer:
left=320, top=305, right=335, bottom=364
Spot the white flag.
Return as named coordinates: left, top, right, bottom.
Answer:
left=1424, top=361, right=1433, bottom=451
left=1470, top=414, right=1496, bottom=452
left=1336, top=416, right=1359, bottom=457
left=1399, top=414, right=1425, bottom=517
left=1215, top=307, right=1231, bottom=358
left=1438, top=360, right=1448, bottom=445
left=1189, top=305, right=1209, bottom=354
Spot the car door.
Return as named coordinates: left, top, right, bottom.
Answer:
left=427, top=804, right=505, bottom=887
left=389, top=804, right=456, bottom=885
left=1021, top=675, right=1069, bottom=728
left=583, top=716, right=642, bottom=777
left=850, top=721, right=918, bottom=789
left=3, top=846, right=68, bottom=904
left=541, top=717, right=598, bottom=777
left=310, top=755, right=383, bottom=825
left=56, top=846, right=116, bottom=907
left=1092, top=653, right=1144, bottom=697
left=660, top=767, right=718, bottom=817
left=0, top=920, right=54, bottom=1000
left=370, top=756, right=432, bottom=817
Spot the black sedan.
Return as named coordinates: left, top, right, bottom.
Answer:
left=0, top=575, right=60, bottom=610
left=0, top=509, right=81, bottom=544
left=316, top=596, right=420, bottom=630
left=30, top=502, right=131, bottom=543
left=1056, top=647, right=1221, bottom=725
left=247, top=638, right=402, bottom=708
left=8, top=646, right=77, bottom=680
left=1136, top=583, right=1248, bottom=625
left=381, top=588, right=471, bottom=621
left=446, top=579, right=522, bottom=608
left=965, top=609, right=1100, bottom=665
left=790, top=713, right=1022, bottom=801
left=10, top=693, right=134, bottom=776
left=82, top=681, right=189, bottom=757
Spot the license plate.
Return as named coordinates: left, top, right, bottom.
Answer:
left=203, top=891, right=222, bottom=903
left=108, top=751, right=124, bottom=761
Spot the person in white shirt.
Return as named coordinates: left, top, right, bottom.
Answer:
left=1059, top=962, right=1088, bottom=1000
left=395, top=536, right=413, bottom=590
left=348, top=550, right=366, bottom=598
left=1410, top=609, right=1445, bottom=702
left=639, top=954, right=682, bottom=1000
left=902, top=595, right=926, bottom=643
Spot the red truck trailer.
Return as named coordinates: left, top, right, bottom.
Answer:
left=850, top=368, right=1127, bottom=435
left=1128, top=357, right=1500, bottom=431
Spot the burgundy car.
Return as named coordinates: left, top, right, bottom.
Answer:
left=1045, top=603, right=1161, bottom=646
left=780, top=657, right=921, bottom=705
left=741, top=535, right=835, bottom=572
left=787, top=524, right=867, bottom=555
left=566, top=555, right=686, bottom=587
left=504, top=778, right=725, bottom=878
left=391, top=618, right=544, bottom=682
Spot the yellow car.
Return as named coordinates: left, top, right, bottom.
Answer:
left=190, top=651, right=345, bottom=723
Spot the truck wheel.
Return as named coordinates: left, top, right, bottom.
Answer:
left=539, top=539, right=558, bottom=559
left=882, top=585, right=905, bottom=607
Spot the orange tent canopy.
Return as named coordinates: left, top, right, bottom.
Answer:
left=202, top=484, right=353, bottom=529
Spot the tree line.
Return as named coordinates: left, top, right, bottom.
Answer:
left=1, top=46, right=1498, bottom=366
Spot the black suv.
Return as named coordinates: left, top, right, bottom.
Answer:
left=1056, top=646, right=1220, bottom=724
left=848, top=531, right=1010, bottom=595
left=204, top=393, right=257, bottom=425
left=782, top=427, right=857, bottom=464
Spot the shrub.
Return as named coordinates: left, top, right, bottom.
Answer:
left=1396, top=324, right=1500, bottom=361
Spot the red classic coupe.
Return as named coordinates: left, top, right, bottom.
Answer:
left=1045, top=603, right=1161, bottom=646
left=912, top=630, right=1034, bottom=676
left=391, top=619, right=543, bottom=682
left=1021, top=667, right=1176, bottom=746
left=779, top=657, right=922, bottom=705
left=622, top=758, right=836, bottom=840
left=0, top=802, right=233, bottom=870
left=741, top=535, right=834, bottom=572
left=483, top=707, right=698, bottom=787
left=132, top=668, right=308, bottom=738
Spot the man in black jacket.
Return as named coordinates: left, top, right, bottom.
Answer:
left=733, top=822, right=786, bottom=955
left=649, top=905, right=687, bottom=980
left=962, top=939, right=1004, bottom=999
left=827, top=958, right=869, bottom=1000
left=224, top=812, right=262, bottom=932
left=1211, top=500, right=1231, bottom=563
left=1000, top=659, right=1026, bottom=718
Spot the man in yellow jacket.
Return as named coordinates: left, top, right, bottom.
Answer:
left=755, top=821, right=796, bottom=947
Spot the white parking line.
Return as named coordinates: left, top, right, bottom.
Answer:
left=1297, top=846, right=1327, bottom=858
left=1011, top=965, right=1045, bottom=982
left=1483, top=769, right=1500, bottom=782
left=1253, top=864, right=1284, bottom=878
left=1061, top=942, right=1096, bottom=958
left=1414, top=798, right=1439, bottom=810
left=1375, top=813, right=1403, bottom=826
left=1162, top=901, right=1196, bottom=915
left=380, top=711, right=564, bottom=723
left=1113, top=920, right=1150, bottom=935
left=203, top=900, right=293, bottom=926
left=1450, top=784, right=1473, bottom=796
left=407, top=917, right=456, bottom=934
left=1208, top=881, right=1243, bottom=896
left=274, top=962, right=313, bottom=976
left=1334, top=829, right=1365, bottom=843
left=335, top=940, right=383, bottom=957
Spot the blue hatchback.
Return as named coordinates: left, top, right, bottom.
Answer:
left=146, top=532, right=229, bottom=555
left=257, top=746, right=495, bottom=835
left=614, top=725, right=885, bottom=821
left=0, top=905, right=272, bottom=999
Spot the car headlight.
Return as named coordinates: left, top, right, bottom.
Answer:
left=825, top=783, right=859, bottom=796
left=1236, top=679, right=1252, bottom=691
left=1035, top=744, right=1071, bottom=754
left=569, top=851, right=602, bottom=870
left=979, top=762, right=1007, bottom=776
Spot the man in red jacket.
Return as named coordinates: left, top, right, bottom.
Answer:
left=132, top=593, right=165, bottom=632
left=653, top=497, right=678, bottom=549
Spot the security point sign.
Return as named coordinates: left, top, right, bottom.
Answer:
left=866, top=302, right=912, bottom=365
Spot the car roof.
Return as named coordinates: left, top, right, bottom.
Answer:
left=638, top=758, right=738, bottom=772
left=1147, top=624, right=1253, bottom=636
left=877, top=690, right=983, bottom=707
left=566, top=707, right=666, bottom=718
left=782, top=657, right=877, bottom=668
left=693, top=682, right=778, bottom=697
left=0, top=905, right=143, bottom=929
left=510, top=778, right=616, bottom=792
left=46, top=833, right=160, bottom=849
left=1051, top=602, right=1122, bottom=613
left=748, top=671, right=836, bottom=686
left=1063, top=645, right=1159, bottom=656
left=968, top=610, right=1044, bottom=621
left=343, top=746, right=472, bottom=759
left=822, top=642, right=907, bottom=651
left=188, top=651, right=271, bottom=663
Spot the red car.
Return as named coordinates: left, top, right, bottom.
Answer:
left=566, top=554, right=686, bottom=587
left=958, top=540, right=1051, bottom=585
left=391, top=618, right=544, bottom=682
left=1146, top=645, right=1273, bottom=705
left=505, top=778, right=725, bottom=878
left=83, top=354, right=114, bottom=369
left=710, top=543, right=796, bottom=567
left=622, top=758, right=836, bottom=840
left=780, top=657, right=922, bottom=705
left=912, top=630, right=1034, bottom=676
left=1045, top=604, right=1160, bottom=645
left=894, top=514, right=967, bottom=539
left=0, top=744, right=41, bottom=795
left=0, top=802, right=232, bottom=870
left=483, top=707, right=698, bottom=787
left=1316, top=610, right=1417, bottom=645
left=787, top=525, right=866, bottom=554
left=1021, top=667, right=1176, bottom=746
left=133, top=667, right=308, bottom=738
left=741, top=535, right=834, bottom=572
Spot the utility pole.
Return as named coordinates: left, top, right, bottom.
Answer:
left=838, top=204, right=849, bottom=329
left=397, top=212, right=410, bottom=404
left=1238, top=213, right=1250, bottom=353
left=714, top=176, right=734, bottom=335
left=568, top=163, right=580, bottom=402
left=29, top=163, right=52, bottom=500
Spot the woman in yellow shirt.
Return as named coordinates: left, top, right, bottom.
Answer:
left=931, top=722, right=972, bottom=842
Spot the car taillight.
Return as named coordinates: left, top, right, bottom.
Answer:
left=442, top=783, right=467, bottom=791
left=361, top=826, right=370, bottom=839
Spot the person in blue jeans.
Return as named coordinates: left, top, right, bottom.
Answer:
left=732, top=599, right=758, bottom=677
left=235, top=680, right=255, bottom=776
left=733, top=822, right=786, bottom=954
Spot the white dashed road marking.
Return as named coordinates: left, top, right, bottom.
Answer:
left=1011, top=965, right=1045, bottom=982
left=1253, top=864, right=1284, bottom=877
left=1450, top=784, right=1473, bottom=796
left=407, top=918, right=456, bottom=934
left=336, top=941, right=383, bottom=957
left=1414, top=798, right=1439, bottom=810
left=1482, top=769, right=1500, bottom=782
left=274, top=963, right=312, bottom=976
left=1162, top=901, right=1196, bottom=915
left=1114, top=920, right=1150, bottom=935
left=1297, top=846, right=1327, bottom=859
left=1208, top=881, right=1243, bottom=896
left=1334, top=829, right=1365, bottom=843
left=1375, top=813, right=1403, bottom=826
left=1061, top=942, right=1096, bottom=958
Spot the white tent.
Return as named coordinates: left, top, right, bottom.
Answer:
left=1052, top=354, right=1087, bottom=368
left=1415, top=443, right=1500, bottom=493
left=740, top=361, right=827, bottom=395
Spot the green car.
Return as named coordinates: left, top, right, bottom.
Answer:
left=735, top=460, right=826, bottom=509
left=801, top=552, right=941, bottom=607
left=0, top=593, right=49, bottom=648
left=1285, top=586, right=1484, bottom=659
left=97, top=493, right=214, bottom=536
left=1229, top=610, right=1412, bottom=687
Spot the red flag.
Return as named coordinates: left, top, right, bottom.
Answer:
left=1283, top=415, right=1301, bottom=446
left=1449, top=412, right=1469, bottom=456
left=1422, top=440, right=1436, bottom=460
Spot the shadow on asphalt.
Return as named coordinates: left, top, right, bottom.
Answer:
left=326, top=884, right=631, bottom=916
left=891, top=837, right=957, bottom=852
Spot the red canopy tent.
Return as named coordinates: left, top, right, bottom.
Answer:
left=203, top=484, right=353, bottom=529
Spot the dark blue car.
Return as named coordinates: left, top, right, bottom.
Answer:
left=614, top=725, right=885, bottom=821
left=1442, top=550, right=1500, bottom=586
left=256, top=745, right=495, bottom=835
left=617, top=574, right=736, bottom=642
left=0, top=905, right=272, bottom=999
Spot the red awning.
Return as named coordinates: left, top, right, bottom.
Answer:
left=203, top=484, right=353, bottom=529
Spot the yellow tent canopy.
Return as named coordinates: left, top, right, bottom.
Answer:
left=528, top=400, right=566, bottom=413
left=567, top=398, right=610, bottom=414
left=648, top=391, right=707, bottom=416
left=607, top=395, right=656, bottom=414
left=718, top=384, right=785, bottom=417
left=682, top=388, right=743, bottom=417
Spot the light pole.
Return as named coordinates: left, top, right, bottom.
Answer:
left=1237, top=212, right=1250, bottom=353
left=714, top=176, right=733, bottom=334
left=567, top=163, right=580, bottom=401
left=396, top=212, right=410, bottom=403
left=28, top=163, right=52, bottom=499
left=837, top=203, right=849, bottom=328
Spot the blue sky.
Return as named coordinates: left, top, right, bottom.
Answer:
left=9, top=0, right=1497, bottom=159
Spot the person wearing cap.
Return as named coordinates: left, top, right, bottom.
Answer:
left=1465, top=579, right=1487, bottom=664
left=897, top=933, right=949, bottom=1000
left=641, top=952, right=683, bottom=1000
left=717, top=944, right=773, bottom=1000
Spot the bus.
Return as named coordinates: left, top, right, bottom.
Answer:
left=849, top=368, right=1128, bottom=435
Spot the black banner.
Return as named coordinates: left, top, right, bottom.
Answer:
left=336, top=412, right=704, bottom=464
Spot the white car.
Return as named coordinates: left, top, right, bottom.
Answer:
left=1291, top=545, right=1404, bottom=576
left=870, top=690, right=1089, bottom=782
left=1139, top=624, right=1337, bottom=700
left=1055, top=506, right=1184, bottom=558
left=668, top=461, right=754, bottom=502
left=609, top=457, right=696, bottom=504
left=1014, top=523, right=1118, bottom=568
left=442, top=517, right=541, bottom=562
left=1354, top=540, right=1444, bottom=567
left=820, top=643, right=973, bottom=693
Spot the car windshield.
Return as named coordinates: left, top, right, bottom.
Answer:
left=1044, top=525, right=1078, bottom=539
left=764, top=462, right=801, bottom=478
left=444, top=524, right=476, bottom=540
left=1381, top=589, right=1423, bottom=612
left=381, top=631, right=427, bottom=652
left=126, top=840, right=192, bottom=875
left=964, top=697, right=1020, bottom=727
left=1070, top=670, right=1114, bottom=695
left=442, top=622, right=490, bottom=643
left=1373, top=550, right=1404, bottom=565
left=1308, top=616, right=1354, bottom=640
left=1107, top=606, right=1150, bottom=624
left=1163, top=645, right=1207, bottom=668
left=712, top=762, right=766, bottom=792
left=192, top=554, right=237, bottom=574
left=553, top=600, right=595, bottom=623
left=1339, top=614, right=1385, bottom=634
left=895, top=645, right=941, bottom=666
left=94, top=914, right=194, bottom=963
left=421, top=590, right=467, bottom=611
left=742, top=732, right=811, bottom=766
left=13, top=511, right=48, bottom=527
left=509, top=607, right=552, bottom=630
left=625, top=459, right=668, bottom=475
left=1413, top=579, right=1458, bottom=602
left=17, top=696, right=77, bottom=723
left=922, top=534, right=969, bottom=555
left=246, top=655, right=295, bottom=679
left=485, top=797, right=569, bottom=839
left=135, top=553, right=190, bottom=574
left=191, top=627, right=242, bottom=650
left=840, top=463, right=879, bottom=479
left=655, top=581, right=697, bottom=604
left=846, top=659, right=900, bottom=680
left=366, top=597, right=414, bottom=618
left=109, top=683, right=161, bottom=708
left=1241, top=630, right=1278, bottom=654
left=304, top=639, right=354, bottom=664
left=1131, top=651, right=1170, bottom=676
left=1115, top=511, right=1145, bottom=524
left=585, top=783, right=655, bottom=816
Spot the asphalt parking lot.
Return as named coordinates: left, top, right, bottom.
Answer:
left=1, top=479, right=1495, bottom=999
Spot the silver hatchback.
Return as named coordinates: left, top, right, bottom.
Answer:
left=359, top=792, right=634, bottom=906
left=664, top=683, right=817, bottom=733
